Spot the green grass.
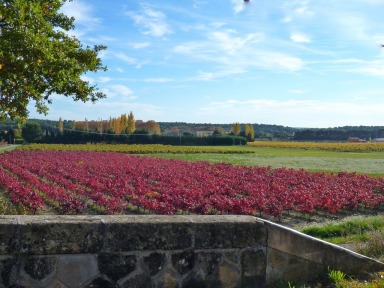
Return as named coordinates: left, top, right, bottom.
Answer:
left=300, top=215, right=384, bottom=244
left=299, top=215, right=384, bottom=262
left=145, top=146, right=384, bottom=176
left=0, top=145, right=18, bottom=153
left=298, top=215, right=384, bottom=287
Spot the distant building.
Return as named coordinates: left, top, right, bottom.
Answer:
left=346, top=137, right=366, bottom=143
left=372, top=138, right=384, bottom=142
left=196, top=131, right=214, bottom=137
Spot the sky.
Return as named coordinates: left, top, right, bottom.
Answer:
left=27, top=0, right=384, bottom=128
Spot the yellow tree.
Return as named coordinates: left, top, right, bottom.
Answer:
left=126, top=111, right=135, bottom=134
left=244, top=124, right=255, bottom=141
left=135, top=120, right=161, bottom=134
left=58, top=117, right=63, bottom=135
left=231, top=122, right=241, bottom=136
left=120, top=114, right=128, bottom=130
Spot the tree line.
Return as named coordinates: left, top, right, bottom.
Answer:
left=0, top=114, right=247, bottom=146
left=293, top=127, right=384, bottom=141
left=2, top=115, right=384, bottom=144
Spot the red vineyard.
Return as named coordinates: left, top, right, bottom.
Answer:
left=0, top=150, right=384, bottom=216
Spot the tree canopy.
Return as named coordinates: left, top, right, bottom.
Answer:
left=21, top=121, right=42, bottom=142
left=0, top=0, right=107, bottom=122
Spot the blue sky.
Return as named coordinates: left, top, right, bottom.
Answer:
left=28, top=0, right=384, bottom=128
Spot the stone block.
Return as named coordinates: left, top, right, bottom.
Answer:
left=155, top=269, right=180, bottom=288
left=83, top=276, right=116, bottom=288
left=185, top=250, right=243, bottom=287
left=218, top=261, right=241, bottom=288
left=266, top=247, right=324, bottom=286
left=23, top=256, right=56, bottom=281
left=16, top=216, right=104, bottom=254
left=181, top=271, right=206, bottom=288
left=143, top=252, right=166, bottom=276
left=0, top=216, right=18, bottom=254
left=191, top=215, right=266, bottom=249
left=194, top=222, right=234, bottom=249
left=120, top=272, right=152, bottom=288
left=241, top=248, right=266, bottom=287
left=98, top=253, right=136, bottom=281
left=48, top=280, right=68, bottom=288
left=101, top=216, right=193, bottom=251
left=233, top=221, right=266, bottom=248
left=0, top=256, right=17, bottom=287
left=56, top=254, right=99, bottom=287
left=171, top=251, right=195, bottom=275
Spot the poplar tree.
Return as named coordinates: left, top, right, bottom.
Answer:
left=244, top=124, right=255, bottom=141
left=231, top=122, right=241, bottom=136
left=58, top=117, right=63, bottom=135
left=0, top=0, right=107, bottom=122
left=126, top=111, right=135, bottom=134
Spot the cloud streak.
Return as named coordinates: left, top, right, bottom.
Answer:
left=126, top=4, right=173, bottom=37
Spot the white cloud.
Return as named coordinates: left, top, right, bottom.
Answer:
left=115, top=52, right=137, bottom=65
left=60, top=0, right=100, bottom=38
left=289, top=90, right=306, bottom=94
left=80, top=75, right=94, bottom=84
left=196, top=68, right=246, bottom=81
left=209, top=31, right=257, bottom=55
left=281, top=16, right=292, bottom=23
left=173, top=27, right=305, bottom=75
left=231, top=0, right=253, bottom=14
left=131, top=42, right=151, bottom=49
left=261, top=52, right=304, bottom=71
left=99, top=77, right=111, bottom=83
left=290, top=33, right=311, bottom=43
left=295, top=6, right=313, bottom=16
left=143, top=78, right=174, bottom=83
left=88, top=36, right=116, bottom=43
left=231, top=0, right=245, bottom=14
left=126, top=4, right=173, bottom=37
left=357, top=66, right=384, bottom=77
left=173, top=29, right=304, bottom=78
left=330, top=58, right=384, bottom=78
left=104, top=85, right=136, bottom=99
left=210, top=22, right=226, bottom=29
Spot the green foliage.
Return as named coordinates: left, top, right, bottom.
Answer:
left=21, top=122, right=42, bottom=143
left=357, top=230, right=384, bottom=261
left=300, top=215, right=384, bottom=242
left=0, top=0, right=107, bottom=122
left=329, top=268, right=347, bottom=288
left=0, top=197, right=28, bottom=214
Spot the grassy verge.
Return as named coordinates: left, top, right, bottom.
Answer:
left=0, top=145, right=18, bottom=153
left=292, top=215, right=384, bottom=287
left=299, top=215, right=384, bottom=261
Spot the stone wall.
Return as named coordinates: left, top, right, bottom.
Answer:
left=0, top=215, right=383, bottom=288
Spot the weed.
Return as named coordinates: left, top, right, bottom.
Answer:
left=329, top=268, right=347, bottom=287
left=356, top=230, right=384, bottom=261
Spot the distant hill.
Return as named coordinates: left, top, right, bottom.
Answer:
left=158, top=122, right=298, bottom=137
